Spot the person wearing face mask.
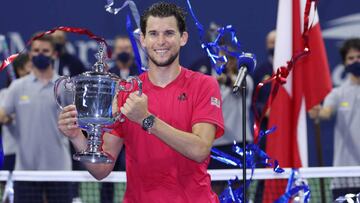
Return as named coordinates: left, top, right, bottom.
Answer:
left=109, top=36, right=139, bottom=79
left=308, top=38, right=360, bottom=199
left=0, top=33, right=72, bottom=203
left=189, top=22, right=223, bottom=76
left=51, top=30, right=86, bottom=77
left=250, top=30, right=276, bottom=150
left=51, top=30, right=86, bottom=202
left=250, top=30, right=276, bottom=203
left=208, top=48, right=254, bottom=195
left=0, top=53, right=32, bottom=172
left=252, top=30, right=276, bottom=118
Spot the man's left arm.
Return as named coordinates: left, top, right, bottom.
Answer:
left=121, top=92, right=218, bottom=163
left=150, top=119, right=216, bottom=163
left=121, top=77, right=224, bottom=163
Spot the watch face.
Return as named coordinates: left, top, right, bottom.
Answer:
left=143, top=115, right=155, bottom=130
left=144, top=119, right=151, bottom=127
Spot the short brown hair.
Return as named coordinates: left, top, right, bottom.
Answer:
left=140, top=2, right=187, bottom=35
left=30, top=32, right=56, bottom=50
left=12, top=53, right=30, bottom=78
left=339, top=38, right=360, bottom=63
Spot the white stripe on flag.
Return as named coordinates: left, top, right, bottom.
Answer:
left=297, top=97, right=308, bottom=167
left=273, top=0, right=293, bottom=96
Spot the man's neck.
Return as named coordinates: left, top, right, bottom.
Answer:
left=349, top=75, right=360, bottom=85
left=33, top=66, right=54, bottom=83
left=147, top=63, right=181, bottom=87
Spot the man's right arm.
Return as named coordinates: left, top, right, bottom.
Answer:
left=58, top=105, right=124, bottom=180
left=0, top=88, right=13, bottom=124
left=308, top=88, right=338, bottom=120
left=308, top=105, right=334, bottom=120
left=318, top=106, right=334, bottom=119
left=0, top=108, right=11, bottom=124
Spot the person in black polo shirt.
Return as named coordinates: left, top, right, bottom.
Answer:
left=52, top=30, right=87, bottom=77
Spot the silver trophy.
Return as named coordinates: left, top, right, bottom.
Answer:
left=54, top=42, right=142, bottom=163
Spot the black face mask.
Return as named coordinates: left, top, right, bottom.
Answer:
left=116, top=52, right=131, bottom=64
left=55, top=43, right=65, bottom=53
left=268, top=48, right=274, bottom=58
left=345, top=62, right=360, bottom=77
left=32, top=54, right=53, bottom=70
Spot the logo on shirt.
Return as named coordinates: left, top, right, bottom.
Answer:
left=178, top=92, right=187, bottom=101
left=19, top=95, right=30, bottom=104
left=210, top=97, right=220, bottom=108
left=340, top=101, right=349, bottom=107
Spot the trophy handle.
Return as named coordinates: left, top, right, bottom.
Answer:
left=113, top=76, right=143, bottom=122
left=118, top=76, right=143, bottom=95
left=53, top=76, right=74, bottom=110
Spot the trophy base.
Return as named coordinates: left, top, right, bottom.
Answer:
left=73, top=151, right=114, bottom=164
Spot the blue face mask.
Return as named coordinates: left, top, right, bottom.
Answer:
left=268, top=48, right=274, bottom=58
left=345, top=62, right=360, bottom=77
left=116, top=52, right=131, bottom=64
left=32, top=54, right=53, bottom=70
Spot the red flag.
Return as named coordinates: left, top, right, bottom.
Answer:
left=263, top=0, right=332, bottom=202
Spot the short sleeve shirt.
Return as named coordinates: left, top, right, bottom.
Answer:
left=2, top=73, right=71, bottom=170
left=323, top=81, right=360, bottom=166
left=111, top=67, right=224, bottom=203
left=324, top=81, right=360, bottom=189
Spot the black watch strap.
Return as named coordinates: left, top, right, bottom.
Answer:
left=142, top=115, right=155, bottom=131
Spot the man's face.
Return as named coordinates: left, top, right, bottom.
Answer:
left=114, top=38, right=133, bottom=55
left=344, top=48, right=360, bottom=66
left=52, top=31, right=66, bottom=45
left=140, top=16, right=188, bottom=67
left=266, top=31, right=276, bottom=50
left=30, top=40, right=55, bottom=59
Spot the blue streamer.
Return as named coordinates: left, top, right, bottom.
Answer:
left=186, top=0, right=227, bottom=74
left=185, top=0, right=256, bottom=75
left=126, top=15, right=145, bottom=74
left=275, top=169, right=311, bottom=203
left=211, top=127, right=284, bottom=203
left=219, top=178, right=243, bottom=203
left=105, top=0, right=141, bottom=27
left=218, top=176, right=255, bottom=203
left=104, top=0, right=147, bottom=72
left=211, top=128, right=283, bottom=173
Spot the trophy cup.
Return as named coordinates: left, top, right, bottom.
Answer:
left=54, top=42, right=142, bottom=163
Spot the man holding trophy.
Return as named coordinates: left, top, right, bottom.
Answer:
left=58, top=2, right=224, bottom=202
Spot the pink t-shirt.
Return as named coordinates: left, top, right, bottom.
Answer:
left=111, top=67, right=224, bottom=203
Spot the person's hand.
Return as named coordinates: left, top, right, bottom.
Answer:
left=308, top=105, right=321, bottom=119
left=265, top=108, right=271, bottom=118
left=0, top=108, right=11, bottom=124
left=120, top=91, right=150, bottom=125
left=0, top=115, right=12, bottom=124
left=58, top=105, right=82, bottom=139
left=216, top=73, right=227, bottom=84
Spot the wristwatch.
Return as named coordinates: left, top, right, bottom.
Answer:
left=142, top=114, right=155, bottom=132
